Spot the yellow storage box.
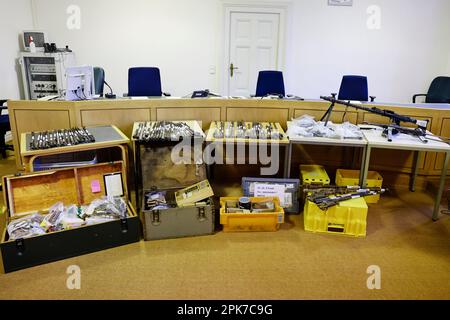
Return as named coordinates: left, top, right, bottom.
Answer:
left=300, top=165, right=330, bottom=186
left=335, top=169, right=383, bottom=204
left=220, top=197, right=285, bottom=232
left=304, top=197, right=368, bottom=237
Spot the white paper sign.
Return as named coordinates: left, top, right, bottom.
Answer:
left=104, top=173, right=124, bottom=197
left=254, top=183, right=286, bottom=207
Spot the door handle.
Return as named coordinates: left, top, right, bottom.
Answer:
left=230, top=63, right=239, bottom=77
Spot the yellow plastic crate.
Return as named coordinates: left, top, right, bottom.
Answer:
left=335, top=169, right=383, bottom=204
left=304, top=197, right=368, bottom=237
left=220, top=197, right=285, bottom=232
left=300, top=165, right=330, bottom=186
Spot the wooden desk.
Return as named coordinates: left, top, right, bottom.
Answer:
left=20, top=125, right=129, bottom=172
left=286, top=121, right=368, bottom=184
left=6, top=98, right=450, bottom=189
left=360, top=125, right=450, bottom=220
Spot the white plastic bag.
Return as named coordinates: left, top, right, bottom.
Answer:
left=7, top=213, right=45, bottom=240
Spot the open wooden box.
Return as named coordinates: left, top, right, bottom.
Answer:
left=0, top=161, right=140, bottom=273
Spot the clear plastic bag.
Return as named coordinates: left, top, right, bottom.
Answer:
left=59, top=205, right=85, bottom=229
left=145, top=191, right=167, bottom=210
left=292, top=114, right=316, bottom=128
left=41, top=202, right=64, bottom=232
left=289, top=115, right=363, bottom=139
left=84, top=196, right=127, bottom=220
left=7, top=213, right=46, bottom=240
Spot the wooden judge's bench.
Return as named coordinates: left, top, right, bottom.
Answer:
left=7, top=98, right=450, bottom=190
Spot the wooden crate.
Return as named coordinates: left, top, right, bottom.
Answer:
left=0, top=161, right=139, bottom=273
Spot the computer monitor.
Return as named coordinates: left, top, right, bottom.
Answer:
left=22, top=30, right=48, bottom=52
left=65, top=66, right=95, bottom=101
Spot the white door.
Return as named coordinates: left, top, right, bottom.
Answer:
left=227, top=12, right=281, bottom=97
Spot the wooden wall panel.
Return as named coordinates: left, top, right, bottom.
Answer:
left=80, top=109, right=150, bottom=138
left=14, top=110, right=72, bottom=135
left=434, top=118, right=450, bottom=172
left=293, top=109, right=358, bottom=124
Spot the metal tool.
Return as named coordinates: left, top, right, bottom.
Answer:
left=212, top=121, right=285, bottom=141
left=133, top=121, right=199, bottom=143
left=29, top=127, right=96, bottom=150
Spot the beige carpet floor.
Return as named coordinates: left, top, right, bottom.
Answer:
left=0, top=155, right=450, bottom=299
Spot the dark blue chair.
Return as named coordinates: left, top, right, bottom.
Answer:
left=413, top=76, right=450, bottom=104
left=0, top=100, right=13, bottom=159
left=255, top=71, right=285, bottom=97
left=127, top=67, right=170, bottom=97
left=337, top=75, right=375, bottom=102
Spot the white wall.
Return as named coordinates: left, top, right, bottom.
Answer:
left=284, top=0, right=450, bottom=102
left=0, top=0, right=34, bottom=99
left=9, top=0, right=450, bottom=102
left=32, top=0, right=221, bottom=98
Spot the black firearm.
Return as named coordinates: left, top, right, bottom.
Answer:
left=320, top=96, right=429, bottom=130
left=308, top=189, right=386, bottom=210
left=361, top=122, right=450, bottom=144
left=303, top=185, right=385, bottom=195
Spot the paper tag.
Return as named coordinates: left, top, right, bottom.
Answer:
left=91, top=180, right=101, bottom=193
left=254, top=183, right=286, bottom=207
left=104, top=173, right=124, bottom=197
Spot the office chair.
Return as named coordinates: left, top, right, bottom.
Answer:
left=93, top=67, right=105, bottom=96
left=336, top=75, right=376, bottom=102
left=0, top=100, right=13, bottom=159
left=127, top=67, right=170, bottom=97
left=412, top=76, right=450, bottom=104
left=255, top=71, right=285, bottom=97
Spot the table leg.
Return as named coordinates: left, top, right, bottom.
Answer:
left=432, top=151, right=450, bottom=221
left=284, top=143, right=292, bottom=178
left=360, top=146, right=371, bottom=188
left=410, top=151, right=421, bottom=192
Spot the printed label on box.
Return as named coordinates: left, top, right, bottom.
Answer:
left=254, top=183, right=286, bottom=207
left=278, top=213, right=283, bottom=224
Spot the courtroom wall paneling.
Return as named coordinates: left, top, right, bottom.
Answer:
left=434, top=118, right=450, bottom=172
left=293, top=109, right=358, bottom=124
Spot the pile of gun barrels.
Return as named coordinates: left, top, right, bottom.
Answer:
left=213, top=121, right=285, bottom=140
left=29, top=127, right=95, bottom=150
left=133, top=121, right=199, bottom=142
